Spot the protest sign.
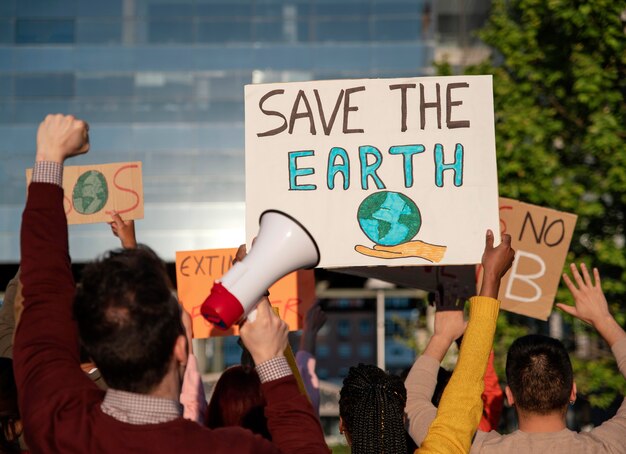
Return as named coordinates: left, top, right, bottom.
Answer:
left=175, top=247, right=316, bottom=338
left=26, top=161, right=143, bottom=225
left=493, top=198, right=577, bottom=320
left=245, top=75, right=500, bottom=268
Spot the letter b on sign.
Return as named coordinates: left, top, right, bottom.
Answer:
left=504, top=250, right=546, bottom=303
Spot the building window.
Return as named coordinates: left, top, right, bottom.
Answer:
left=337, top=319, right=350, bottom=338
left=359, top=319, right=372, bottom=336
left=338, top=343, right=352, bottom=359
left=16, top=19, right=75, bottom=44
left=317, top=345, right=330, bottom=359
left=358, top=343, right=372, bottom=359
left=15, top=74, right=75, bottom=98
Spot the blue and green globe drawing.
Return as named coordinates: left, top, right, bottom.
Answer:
left=357, top=191, right=421, bottom=246
left=72, top=170, right=109, bottom=215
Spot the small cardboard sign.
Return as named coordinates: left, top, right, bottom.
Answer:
left=175, top=247, right=316, bottom=338
left=496, top=198, right=577, bottom=320
left=245, top=75, right=500, bottom=268
left=26, top=161, right=143, bottom=225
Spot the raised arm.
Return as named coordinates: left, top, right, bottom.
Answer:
left=405, top=286, right=466, bottom=445
left=14, top=115, right=91, bottom=447
left=558, top=263, right=626, bottom=448
left=558, top=263, right=626, bottom=348
left=417, top=231, right=514, bottom=454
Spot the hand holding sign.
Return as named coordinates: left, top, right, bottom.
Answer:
left=479, top=230, right=515, bottom=299
left=36, top=114, right=90, bottom=163
left=110, top=212, right=137, bottom=249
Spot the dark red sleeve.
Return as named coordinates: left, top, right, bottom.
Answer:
left=14, top=183, right=96, bottom=445
left=262, top=375, right=330, bottom=453
left=478, top=350, right=504, bottom=432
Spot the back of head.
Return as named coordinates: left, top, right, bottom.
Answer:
left=506, top=334, right=573, bottom=414
left=207, top=365, right=270, bottom=439
left=339, top=363, right=407, bottom=454
left=73, top=248, right=183, bottom=394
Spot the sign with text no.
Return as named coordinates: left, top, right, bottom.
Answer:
left=175, top=247, right=316, bottom=338
left=497, top=198, right=577, bottom=320
left=27, top=161, right=143, bottom=225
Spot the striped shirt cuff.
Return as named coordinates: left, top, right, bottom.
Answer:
left=32, top=161, right=63, bottom=186
left=256, top=356, right=292, bottom=383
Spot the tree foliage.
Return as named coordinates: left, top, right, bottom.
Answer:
left=439, top=0, right=626, bottom=408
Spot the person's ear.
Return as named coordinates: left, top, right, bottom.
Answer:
left=339, top=416, right=351, bottom=446
left=505, top=385, right=515, bottom=406
left=569, top=381, right=577, bottom=404
left=173, top=334, right=188, bottom=366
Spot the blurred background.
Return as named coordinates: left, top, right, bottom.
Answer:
left=1, top=0, right=625, bottom=450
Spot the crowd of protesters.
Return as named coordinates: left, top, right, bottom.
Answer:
left=0, top=114, right=624, bottom=453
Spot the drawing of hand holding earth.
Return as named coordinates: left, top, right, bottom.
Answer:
left=355, top=191, right=446, bottom=263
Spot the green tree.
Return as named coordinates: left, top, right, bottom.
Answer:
left=439, top=0, right=626, bottom=407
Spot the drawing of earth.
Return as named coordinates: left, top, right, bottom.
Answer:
left=72, top=170, right=109, bottom=214
left=357, top=191, right=421, bottom=246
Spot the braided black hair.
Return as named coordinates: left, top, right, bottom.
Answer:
left=339, top=363, right=407, bottom=454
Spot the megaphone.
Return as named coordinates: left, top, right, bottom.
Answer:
left=201, top=210, right=320, bottom=330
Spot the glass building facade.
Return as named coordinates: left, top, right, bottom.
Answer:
left=0, top=0, right=435, bottom=262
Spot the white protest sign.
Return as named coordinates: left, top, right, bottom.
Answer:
left=245, top=76, right=499, bottom=268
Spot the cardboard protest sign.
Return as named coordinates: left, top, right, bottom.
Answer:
left=495, top=198, right=577, bottom=320
left=26, top=162, right=143, bottom=225
left=175, top=247, right=316, bottom=338
left=245, top=75, right=500, bottom=268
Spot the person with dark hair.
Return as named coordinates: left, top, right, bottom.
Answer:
left=207, top=365, right=271, bottom=440
left=345, top=231, right=514, bottom=453
left=13, top=114, right=329, bottom=453
left=339, top=363, right=407, bottom=453
left=401, top=230, right=514, bottom=453
left=505, top=334, right=574, bottom=415
left=407, top=262, right=626, bottom=453
left=108, top=212, right=208, bottom=423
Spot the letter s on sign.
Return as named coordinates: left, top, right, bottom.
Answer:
left=112, top=164, right=140, bottom=214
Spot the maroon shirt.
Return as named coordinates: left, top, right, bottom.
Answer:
left=14, top=183, right=329, bottom=454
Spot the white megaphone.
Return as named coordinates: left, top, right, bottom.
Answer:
left=201, top=210, right=320, bottom=330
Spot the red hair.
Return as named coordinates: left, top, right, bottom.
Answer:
left=206, top=365, right=270, bottom=439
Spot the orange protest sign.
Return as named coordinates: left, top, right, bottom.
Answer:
left=175, top=247, right=316, bottom=338
left=26, top=161, right=143, bottom=225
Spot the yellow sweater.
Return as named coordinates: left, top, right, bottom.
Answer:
left=417, top=296, right=500, bottom=454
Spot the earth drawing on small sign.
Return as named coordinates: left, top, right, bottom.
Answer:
left=72, top=170, right=109, bottom=215
left=355, top=191, right=447, bottom=262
